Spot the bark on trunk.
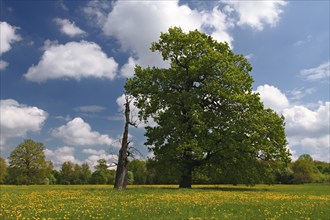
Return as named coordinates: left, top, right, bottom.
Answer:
left=114, top=96, right=131, bottom=190
left=179, top=164, right=193, bottom=188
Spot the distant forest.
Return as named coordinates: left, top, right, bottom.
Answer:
left=1, top=139, right=329, bottom=185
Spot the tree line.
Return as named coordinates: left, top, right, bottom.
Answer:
left=0, top=139, right=329, bottom=185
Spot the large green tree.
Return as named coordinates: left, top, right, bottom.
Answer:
left=91, top=159, right=115, bottom=184
left=59, top=161, right=75, bottom=184
left=80, top=163, right=92, bottom=184
left=291, top=154, right=321, bottom=184
left=126, top=27, right=290, bottom=188
left=0, top=157, right=7, bottom=184
left=129, top=159, right=147, bottom=184
left=7, top=139, right=53, bottom=184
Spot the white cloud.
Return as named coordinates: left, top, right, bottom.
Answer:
left=82, top=148, right=106, bottom=155
left=86, top=154, right=117, bottom=170
left=94, top=0, right=236, bottom=77
left=74, top=105, right=106, bottom=113
left=0, top=60, right=9, bottom=71
left=102, top=1, right=204, bottom=70
left=289, top=87, right=316, bottom=100
left=0, top=21, right=21, bottom=69
left=201, top=6, right=234, bottom=46
left=300, top=61, right=330, bottom=82
left=84, top=0, right=287, bottom=78
left=52, top=117, right=114, bottom=146
left=83, top=0, right=110, bottom=27
left=54, top=114, right=72, bottom=122
left=120, top=57, right=137, bottom=78
left=83, top=148, right=117, bottom=170
left=224, top=0, right=287, bottom=30
left=0, top=21, right=21, bottom=54
left=256, top=84, right=289, bottom=113
left=116, top=94, right=156, bottom=128
left=300, top=135, right=330, bottom=162
left=54, top=18, right=86, bottom=37
left=45, top=146, right=79, bottom=169
left=24, top=40, right=118, bottom=82
left=283, top=102, right=329, bottom=138
left=116, top=94, right=139, bottom=125
left=0, top=99, right=48, bottom=145
left=256, top=85, right=329, bottom=161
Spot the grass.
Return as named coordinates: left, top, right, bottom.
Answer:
left=0, top=184, right=329, bottom=219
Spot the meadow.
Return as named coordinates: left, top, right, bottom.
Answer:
left=0, top=184, right=329, bottom=220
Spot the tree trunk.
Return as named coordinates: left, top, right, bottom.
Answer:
left=114, top=148, right=129, bottom=189
left=179, top=164, right=193, bottom=188
left=114, top=95, right=131, bottom=190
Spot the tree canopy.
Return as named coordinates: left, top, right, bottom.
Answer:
left=0, top=157, right=7, bottom=184
left=7, top=139, right=53, bottom=184
left=125, top=27, right=291, bottom=188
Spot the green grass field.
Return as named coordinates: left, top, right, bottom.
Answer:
left=0, top=184, right=329, bottom=220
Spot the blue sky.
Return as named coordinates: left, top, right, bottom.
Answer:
left=1, top=0, right=329, bottom=168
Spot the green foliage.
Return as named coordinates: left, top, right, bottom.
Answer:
left=81, top=163, right=92, bottom=184
left=275, top=167, right=294, bottom=184
left=7, top=139, right=52, bottom=185
left=90, top=159, right=115, bottom=184
left=0, top=157, right=7, bottom=184
left=145, top=158, right=181, bottom=184
left=58, top=161, right=92, bottom=185
left=126, top=27, right=290, bottom=187
left=291, top=154, right=323, bottom=184
left=314, top=160, right=330, bottom=175
left=128, top=160, right=147, bottom=184
left=127, top=171, right=134, bottom=184
left=59, top=161, right=75, bottom=184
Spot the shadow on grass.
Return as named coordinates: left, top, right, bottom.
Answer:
left=123, top=185, right=272, bottom=192
left=193, top=186, right=270, bottom=192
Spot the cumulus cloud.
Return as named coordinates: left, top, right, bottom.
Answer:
left=85, top=0, right=234, bottom=77
left=82, top=148, right=106, bottom=155
left=44, top=146, right=79, bottom=168
left=54, top=18, right=86, bottom=37
left=300, top=61, right=330, bottom=82
left=284, top=102, right=330, bottom=162
left=120, top=57, right=137, bottom=78
left=0, top=21, right=21, bottom=54
left=0, top=60, right=9, bottom=71
left=83, top=0, right=288, bottom=78
left=24, top=40, right=118, bottom=82
left=83, top=148, right=118, bottom=169
left=116, top=94, right=156, bottom=128
left=283, top=102, right=329, bottom=138
left=201, top=6, right=234, bottom=45
left=257, top=84, right=329, bottom=161
left=224, top=0, right=287, bottom=30
left=256, top=84, right=289, bottom=113
left=0, top=21, right=21, bottom=70
left=83, top=0, right=110, bottom=27
left=0, top=99, right=48, bottom=145
left=300, top=135, right=330, bottom=161
left=74, top=105, right=106, bottom=113
left=52, top=117, right=114, bottom=146
left=103, top=1, right=203, bottom=72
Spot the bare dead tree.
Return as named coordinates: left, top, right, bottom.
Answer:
left=114, top=94, right=136, bottom=189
